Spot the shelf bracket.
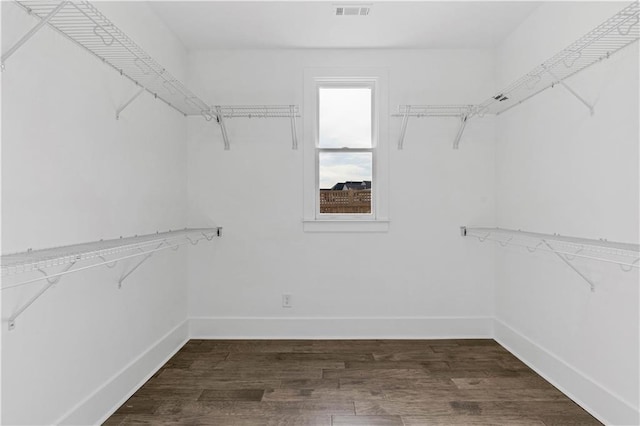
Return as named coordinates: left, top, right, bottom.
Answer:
left=542, top=239, right=596, bottom=292
left=290, top=105, right=299, bottom=150
left=7, top=260, right=77, bottom=331
left=452, top=114, right=469, bottom=150
left=1, top=1, right=67, bottom=70
left=215, top=106, right=231, bottom=150
left=115, top=87, right=145, bottom=120
left=397, top=106, right=411, bottom=150
left=543, top=65, right=594, bottom=116
left=116, top=71, right=164, bottom=119
left=117, top=242, right=163, bottom=288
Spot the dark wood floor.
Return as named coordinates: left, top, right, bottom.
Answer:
left=104, top=339, right=601, bottom=425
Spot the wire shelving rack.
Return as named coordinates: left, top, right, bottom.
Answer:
left=392, top=105, right=475, bottom=149
left=473, top=2, right=639, bottom=118
left=2, top=228, right=222, bottom=330
left=395, top=2, right=639, bottom=149
left=461, top=226, right=639, bottom=292
left=214, top=105, right=301, bottom=150
left=3, top=1, right=215, bottom=121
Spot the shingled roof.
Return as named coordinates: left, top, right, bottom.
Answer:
left=329, top=181, right=371, bottom=190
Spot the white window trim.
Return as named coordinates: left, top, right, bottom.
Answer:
left=303, top=67, right=389, bottom=232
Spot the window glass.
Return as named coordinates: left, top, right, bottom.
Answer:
left=319, top=152, right=372, bottom=214
left=318, top=87, right=372, bottom=148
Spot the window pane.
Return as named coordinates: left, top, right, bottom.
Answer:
left=319, top=152, right=372, bottom=214
left=319, top=88, right=371, bottom=148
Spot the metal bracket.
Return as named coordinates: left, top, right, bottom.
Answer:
left=542, top=239, right=596, bottom=292
left=117, top=242, right=163, bottom=288
left=290, top=105, right=299, bottom=150
left=116, top=70, right=165, bottom=119
left=452, top=114, right=469, bottom=150
left=8, top=260, right=77, bottom=330
left=116, top=87, right=145, bottom=120
left=215, top=106, right=231, bottom=150
left=1, top=1, right=67, bottom=69
left=543, top=65, right=594, bottom=116
left=397, top=106, right=411, bottom=150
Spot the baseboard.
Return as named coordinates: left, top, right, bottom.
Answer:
left=494, top=318, right=639, bottom=426
left=188, top=316, right=493, bottom=339
left=56, top=320, right=189, bottom=426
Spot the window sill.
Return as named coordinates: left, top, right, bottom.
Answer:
left=303, top=219, right=390, bottom=233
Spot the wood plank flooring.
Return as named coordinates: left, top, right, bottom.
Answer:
left=104, top=339, right=601, bottom=425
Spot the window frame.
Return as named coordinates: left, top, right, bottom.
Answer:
left=317, top=82, right=375, bottom=219
left=303, top=68, right=389, bottom=232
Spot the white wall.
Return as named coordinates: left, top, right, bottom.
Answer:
left=493, top=2, right=639, bottom=425
left=186, top=49, right=497, bottom=337
left=1, top=2, right=190, bottom=424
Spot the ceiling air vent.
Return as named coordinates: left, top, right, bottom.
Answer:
left=335, top=5, right=370, bottom=16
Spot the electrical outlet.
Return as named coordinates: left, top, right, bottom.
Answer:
left=282, top=294, right=292, bottom=308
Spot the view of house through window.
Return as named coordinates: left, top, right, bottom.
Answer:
left=318, top=86, right=373, bottom=214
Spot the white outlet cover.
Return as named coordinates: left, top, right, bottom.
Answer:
left=282, top=294, right=292, bottom=308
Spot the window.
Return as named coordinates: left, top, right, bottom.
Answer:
left=303, top=68, right=389, bottom=232
left=318, top=86, right=373, bottom=215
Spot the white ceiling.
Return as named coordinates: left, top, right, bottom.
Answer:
left=149, top=1, right=540, bottom=50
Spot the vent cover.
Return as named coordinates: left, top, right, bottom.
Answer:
left=335, top=5, right=370, bottom=16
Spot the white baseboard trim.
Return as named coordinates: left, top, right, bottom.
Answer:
left=189, top=316, right=493, bottom=339
left=494, top=318, right=639, bottom=426
left=56, top=320, right=189, bottom=426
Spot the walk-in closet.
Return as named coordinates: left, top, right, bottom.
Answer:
left=1, top=1, right=638, bottom=425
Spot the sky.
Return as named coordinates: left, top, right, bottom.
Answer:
left=319, top=152, right=372, bottom=189
left=318, top=87, right=373, bottom=189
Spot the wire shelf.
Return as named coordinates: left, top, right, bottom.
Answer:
left=462, top=227, right=640, bottom=268
left=473, top=2, right=639, bottom=117
left=392, top=3, right=639, bottom=149
left=393, top=105, right=475, bottom=118
left=393, top=105, right=473, bottom=149
left=1, top=228, right=221, bottom=278
left=215, top=105, right=300, bottom=119
left=2, top=227, right=221, bottom=330
left=12, top=1, right=214, bottom=120
left=213, top=105, right=301, bottom=150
